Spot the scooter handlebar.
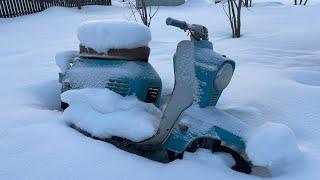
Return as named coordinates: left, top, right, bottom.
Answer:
left=166, top=17, right=188, bottom=30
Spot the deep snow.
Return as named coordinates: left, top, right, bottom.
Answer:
left=0, top=0, right=320, bottom=179
left=63, top=87, right=300, bottom=166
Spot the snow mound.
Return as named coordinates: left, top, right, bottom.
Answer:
left=61, top=88, right=161, bottom=142
left=55, top=50, right=78, bottom=73
left=77, top=20, right=151, bottom=53
left=246, top=122, right=301, bottom=166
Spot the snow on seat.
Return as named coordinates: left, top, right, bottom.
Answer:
left=61, top=88, right=161, bottom=142
left=77, top=20, right=152, bottom=57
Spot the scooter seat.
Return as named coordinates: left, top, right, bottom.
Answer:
left=79, top=44, right=150, bottom=62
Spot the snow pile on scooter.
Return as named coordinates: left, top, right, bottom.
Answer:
left=77, top=20, right=151, bottom=53
left=55, top=50, right=78, bottom=73
left=245, top=122, right=301, bottom=166
left=61, top=88, right=162, bottom=142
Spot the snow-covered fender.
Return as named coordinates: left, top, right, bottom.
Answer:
left=162, top=112, right=246, bottom=154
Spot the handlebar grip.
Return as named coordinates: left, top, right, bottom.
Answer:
left=166, top=17, right=188, bottom=30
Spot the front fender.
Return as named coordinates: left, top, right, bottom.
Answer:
left=163, top=126, right=245, bottom=154
left=163, top=126, right=217, bottom=153
left=162, top=107, right=247, bottom=153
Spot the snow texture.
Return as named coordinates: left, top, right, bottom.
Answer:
left=245, top=122, right=301, bottom=166
left=55, top=50, right=78, bottom=73
left=61, top=88, right=161, bottom=142
left=64, top=61, right=146, bottom=88
left=1, top=0, right=320, bottom=179
left=181, top=105, right=251, bottom=138
left=77, top=20, right=151, bottom=53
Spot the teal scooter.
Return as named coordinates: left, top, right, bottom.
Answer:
left=60, top=18, right=252, bottom=173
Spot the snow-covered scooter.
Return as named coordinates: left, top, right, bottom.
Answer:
left=59, top=18, right=252, bottom=173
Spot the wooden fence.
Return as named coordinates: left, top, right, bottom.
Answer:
left=0, top=0, right=112, bottom=18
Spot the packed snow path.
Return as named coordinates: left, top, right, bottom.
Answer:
left=0, top=0, right=320, bottom=179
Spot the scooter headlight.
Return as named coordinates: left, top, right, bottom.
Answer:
left=214, top=63, right=234, bottom=91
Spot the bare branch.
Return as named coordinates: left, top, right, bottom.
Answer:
left=221, top=0, right=243, bottom=38
left=127, top=0, right=159, bottom=27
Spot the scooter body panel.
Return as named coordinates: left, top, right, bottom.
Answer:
left=162, top=40, right=245, bottom=153
left=61, top=58, right=162, bottom=106
left=163, top=107, right=247, bottom=153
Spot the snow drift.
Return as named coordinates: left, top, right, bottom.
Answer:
left=245, top=122, right=301, bottom=166
left=61, top=88, right=161, bottom=142
left=77, top=20, right=152, bottom=53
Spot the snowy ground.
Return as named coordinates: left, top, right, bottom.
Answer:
left=0, top=0, right=320, bottom=179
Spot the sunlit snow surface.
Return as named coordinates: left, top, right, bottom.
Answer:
left=0, top=0, right=320, bottom=179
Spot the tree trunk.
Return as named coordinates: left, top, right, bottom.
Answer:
left=235, top=0, right=242, bottom=38
left=230, top=0, right=237, bottom=37
left=244, top=0, right=251, bottom=7
left=225, top=0, right=243, bottom=38
left=227, top=0, right=235, bottom=37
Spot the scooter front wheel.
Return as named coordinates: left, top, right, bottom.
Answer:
left=60, top=101, right=69, bottom=110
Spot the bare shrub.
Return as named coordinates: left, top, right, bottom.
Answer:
left=222, top=0, right=243, bottom=38
left=127, top=0, right=159, bottom=27
left=295, top=0, right=308, bottom=5
left=243, top=0, right=252, bottom=7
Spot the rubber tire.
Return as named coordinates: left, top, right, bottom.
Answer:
left=212, top=140, right=252, bottom=174
left=60, top=101, right=69, bottom=110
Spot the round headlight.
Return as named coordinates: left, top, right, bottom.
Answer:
left=214, top=63, right=234, bottom=91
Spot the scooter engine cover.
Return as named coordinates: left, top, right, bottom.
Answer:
left=60, top=58, right=162, bottom=106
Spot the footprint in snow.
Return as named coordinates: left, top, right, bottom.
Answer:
left=288, top=71, right=320, bottom=87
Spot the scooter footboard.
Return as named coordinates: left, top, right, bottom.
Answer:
left=215, top=127, right=246, bottom=149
